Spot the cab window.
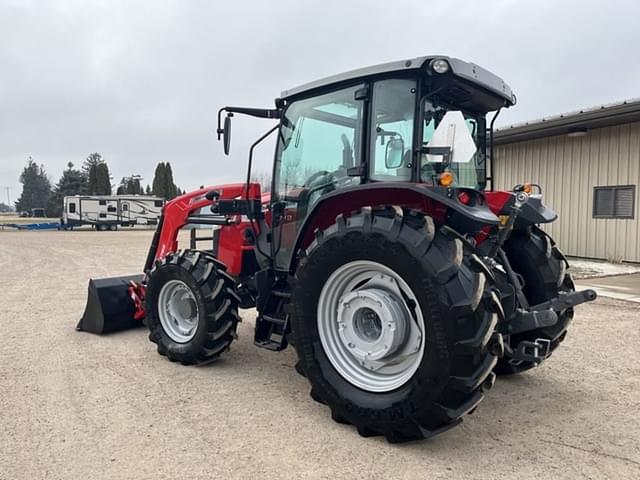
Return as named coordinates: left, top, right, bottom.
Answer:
left=421, top=100, right=485, bottom=189
left=369, top=79, right=416, bottom=181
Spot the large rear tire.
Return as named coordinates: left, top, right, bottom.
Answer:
left=494, top=226, right=575, bottom=375
left=291, top=207, right=502, bottom=442
left=145, top=250, right=240, bottom=364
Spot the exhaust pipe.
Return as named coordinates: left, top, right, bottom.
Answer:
left=77, top=274, right=145, bottom=334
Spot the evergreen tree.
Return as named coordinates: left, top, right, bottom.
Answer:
left=46, top=162, right=88, bottom=217
left=117, top=175, right=143, bottom=195
left=15, top=158, right=51, bottom=213
left=95, top=163, right=112, bottom=194
left=151, top=162, right=181, bottom=199
left=145, top=184, right=152, bottom=195
left=83, top=153, right=112, bottom=194
left=152, top=163, right=166, bottom=197
left=83, top=152, right=101, bottom=193
left=164, top=162, right=178, bottom=199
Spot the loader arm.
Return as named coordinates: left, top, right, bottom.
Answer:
left=143, top=182, right=262, bottom=273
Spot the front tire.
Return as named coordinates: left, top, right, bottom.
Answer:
left=291, top=208, right=502, bottom=442
left=145, top=250, right=241, bottom=364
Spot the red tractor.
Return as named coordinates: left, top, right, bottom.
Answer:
left=79, top=56, right=596, bottom=442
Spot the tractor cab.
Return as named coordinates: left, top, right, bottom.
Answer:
left=273, top=56, right=514, bottom=197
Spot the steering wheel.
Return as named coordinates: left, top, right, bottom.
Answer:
left=303, top=170, right=332, bottom=188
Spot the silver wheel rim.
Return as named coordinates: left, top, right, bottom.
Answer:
left=158, top=280, right=199, bottom=343
left=317, top=260, right=425, bottom=393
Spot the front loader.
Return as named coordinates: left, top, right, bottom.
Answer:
left=78, top=56, right=596, bottom=442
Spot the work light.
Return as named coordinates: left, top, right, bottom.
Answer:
left=431, top=59, right=450, bottom=74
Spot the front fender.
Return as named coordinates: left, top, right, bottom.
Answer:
left=288, top=182, right=499, bottom=273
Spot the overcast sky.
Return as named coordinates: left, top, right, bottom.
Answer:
left=1, top=0, right=639, bottom=205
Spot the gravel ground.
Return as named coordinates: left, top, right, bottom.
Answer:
left=1, top=230, right=639, bottom=480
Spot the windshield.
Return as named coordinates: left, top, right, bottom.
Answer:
left=420, top=99, right=486, bottom=189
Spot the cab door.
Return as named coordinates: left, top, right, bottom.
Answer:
left=271, top=84, right=365, bottom=270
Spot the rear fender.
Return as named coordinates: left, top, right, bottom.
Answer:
left=288, top=182, right=500, bottom=273
left=485, top=191, right=557, bottom=227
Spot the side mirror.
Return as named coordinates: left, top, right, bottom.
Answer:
left=222, top=115, right=232, bottom=155
left=385, top=137, right=405, bottom=169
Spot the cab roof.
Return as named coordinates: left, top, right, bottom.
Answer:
left=280, top=55, right=515, bottom=107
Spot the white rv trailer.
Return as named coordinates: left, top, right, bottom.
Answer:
left=62, top=195, right=165, bottom=230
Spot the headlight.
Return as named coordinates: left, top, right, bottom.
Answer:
left=431, top=58, right=450, bottom=74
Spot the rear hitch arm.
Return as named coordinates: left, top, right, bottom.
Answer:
left=530, top=289, right=597, bottom=312
left=505, top=289, right=597, bottom=336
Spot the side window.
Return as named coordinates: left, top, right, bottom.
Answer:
left=99, top=200, right=106, bottom=206
left=68, top=202, right=76, bottom=213
left=369, top=79, right=416, bottom=181
left=122, top=204, right=128, bottom=212
left=421, top=101, right=484, bottom=189
left=154, top=200, right=163, bottom=207
left=276, top=85, right=363, bottom=201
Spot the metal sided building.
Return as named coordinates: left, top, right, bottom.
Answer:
left=493, top=99, right=640, bottom=263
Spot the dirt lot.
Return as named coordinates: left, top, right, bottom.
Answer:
left=1, top=230, right=639, bottom=480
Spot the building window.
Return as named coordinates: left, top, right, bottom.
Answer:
left=593, top=185, right=635, bottom=219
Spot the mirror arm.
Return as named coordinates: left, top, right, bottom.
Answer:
left=217, top=106, right=280, bottom=153
left=221, top=106, right=280, bottom=120
left=246, top=124, right=279, bottom=200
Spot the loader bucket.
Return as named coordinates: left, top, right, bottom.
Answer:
left=77, top=274, right=145, bottom=334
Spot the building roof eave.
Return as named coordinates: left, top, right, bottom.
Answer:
left=494, top=98, right=640, bottom=144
